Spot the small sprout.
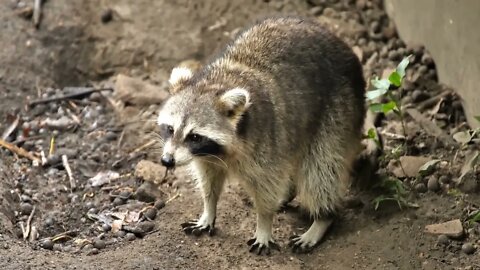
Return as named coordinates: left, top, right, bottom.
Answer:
left=468, top=211, right=480, bottom=226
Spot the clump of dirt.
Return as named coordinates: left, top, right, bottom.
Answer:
left=0, top=0, right=479, bottom=269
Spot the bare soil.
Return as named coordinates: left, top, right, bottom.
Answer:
left=0, top=1, right=479, bottom=269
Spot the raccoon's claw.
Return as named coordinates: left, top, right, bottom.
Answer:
left=288, top=235, right=315, bottom=254
left=246, top=238, right=280, bottom=256
left=180, top=220, right=215, bottom=236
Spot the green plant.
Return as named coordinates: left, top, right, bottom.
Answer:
left=372, top=176, right=410, bottom=210
left=468, top=211, right=480, bottom=226
left=365, top=55, right=411, bottom=137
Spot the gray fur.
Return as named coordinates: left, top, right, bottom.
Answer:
left=157, top=16, right=366, bottom=254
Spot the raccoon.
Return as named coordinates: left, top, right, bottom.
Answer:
left=157, top=16, right=366, bottom=255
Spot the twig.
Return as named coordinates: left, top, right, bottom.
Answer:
left=62, top=155, right=76, bottom=191
left=23, top=206, right=36, bottom=240
left=130, top=139, right=156, bottom=154
left=0, top=138, right=39, bottom=161
left=1, top=115, right=19, bottom=140
left=417, top=90, right=452, bottom=111
left=33, top=0, right=42, bottom=28
left=27, top=87, right=113, bottom=107
left=165, top=193, right=181, bottom=204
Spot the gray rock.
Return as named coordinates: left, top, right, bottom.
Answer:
left=134, top=182, right=163, bottom=203
left=427, top=176, right=440, bottom=192
left=414, top=183, right=427, bottom=193
left=461, top=243, right=475, bottom=255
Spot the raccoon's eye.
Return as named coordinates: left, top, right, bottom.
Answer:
left=186, top=133, right=202, bottom=143
left=167, top=125, right=174, bottom=135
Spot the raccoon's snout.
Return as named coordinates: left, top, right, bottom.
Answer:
left=161, top=153, right=175, bottom=168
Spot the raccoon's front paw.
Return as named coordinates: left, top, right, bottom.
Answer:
left=246, top=237, right=280, bottom=256
left=180, top=218, right=216, bottom=236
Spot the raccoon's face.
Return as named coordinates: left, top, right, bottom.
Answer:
left=156, top=67, right=251, bottom=168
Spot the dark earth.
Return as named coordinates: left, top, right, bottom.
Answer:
left=0, top=0, right=479, bottom=269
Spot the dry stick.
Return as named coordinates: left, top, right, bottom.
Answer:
left=417, top=90, right=452, bottom=111
left=62, top=155, right=76, bottom=191
left=33, top=0, right=42, bottom=28
left=27, top=87, right=113, bottom=107
left=23, top=206, right=36, bottom=240
left=130, top=139, right=156, bottom=154
left=1, top=115, right=19, bottom=140
left=0, top=138, right=39, bottom=161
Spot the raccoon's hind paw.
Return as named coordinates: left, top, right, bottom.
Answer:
left=180, top=219, right=216, bottom=236
left=246, top=238, right=280, bottom=256
left=288, top=235, right=316, bottom=254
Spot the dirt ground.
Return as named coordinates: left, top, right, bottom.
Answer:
left=0, top=0, right=479, bottom=269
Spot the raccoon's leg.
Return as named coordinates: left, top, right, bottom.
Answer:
left=247, top=210, right=280, bottom=255
left=245, top=178, right=286, bottom=255
left=181, top=162, right=225, bottom=236
left=289, top=136, right=360, bottom=253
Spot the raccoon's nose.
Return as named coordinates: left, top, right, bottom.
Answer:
left=161, top=154, right=175, bottom=168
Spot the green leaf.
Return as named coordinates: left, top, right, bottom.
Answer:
left=474, top=116, right=480, bottom=123
left=369, top=101, right=397, bottom=114
left=366, top=89, right=388, bottom=100
left=367, top=128, right=377, bottom=139
left=418, top=159, right=441, bottom=176
left=396, top=55, right=412, bottom=78
left=469, top=211, right=480, bottom=225
left=388, top=71, right=402, bottom=87
left=371, top=77, right=391, bottom=91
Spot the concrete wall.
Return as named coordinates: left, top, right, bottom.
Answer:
left=384, top=0, right=480, bottom=128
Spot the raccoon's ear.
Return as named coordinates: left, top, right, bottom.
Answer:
left=218, top=87, right=251, bottom=117
left=168, top=67, right=193, bottom=92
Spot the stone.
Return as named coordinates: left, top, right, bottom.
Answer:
left=461, top=243, right=476, bottom=255
left=134, top=181, right=163, bottom=203
left=114, top=74, right=169, bottom=106
left=425, top=219, right=464, bottom=238
left=134, top=160, right=167, bottom=184
left=427, top=176, right=440, bottom=192
left=389, top=156, right=432, bottom=178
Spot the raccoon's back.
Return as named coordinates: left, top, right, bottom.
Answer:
left=224, top=16, right=366, bottom=146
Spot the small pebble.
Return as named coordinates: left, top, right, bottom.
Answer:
left=114, top=230, right=126, bottom=238
left=154, top=200, right=165, bottom=210
left=85, top=201, right=95, bottom=209
left=102, top=224, right=111, bottom=232
left=53, top=243, right=62, bottom=251
left=437, top=234, right=449, bottom=246
left=143, top=207, right=157, bottom=220
left=414, top=183, right=427, bottom=193
left=88, top=248, right=99, bottom=255
left=105, top=131, right=117, bottom=141
left=412, top=89, right=427, bottom=103
left=461, top=243, right=475, bottom=255
left=427, top=176, right=440, bottom=192
left=20, top=202, right=33, bottom=215
left=113, top=197, right=125, bottom=206
left=101, top=9, right=113, bottom=23
left=87, top=208, right=98, bottom=214
left=119, top=190, right=131, bottom=199
left=93, top=239, right=106, bottom=250
left=41, top=239, right=54, bottom=250
left=44, top=217, right=54, bottom=226
left=125, top=233, right=136, bottom=241
left=421, top=54, right=434, bottom=66
left=20, top=194, right=31, bottom=202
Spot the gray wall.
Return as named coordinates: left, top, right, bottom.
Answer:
left=385, top=0, right=480, bottom=128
